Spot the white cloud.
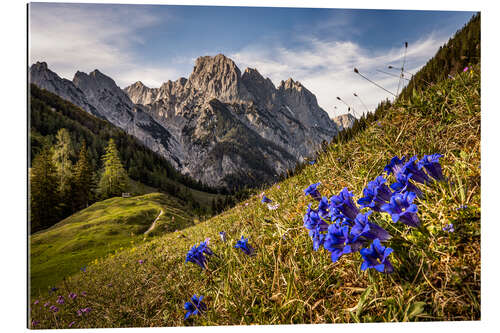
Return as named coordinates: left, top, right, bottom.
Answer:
left=29, top=3, right=182, bottom=88
left=230, top=34, right=447, bottom=118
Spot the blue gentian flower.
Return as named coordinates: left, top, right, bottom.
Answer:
left=417, top=154, right=445, bottom=181
left=185, top=241, right=214, bottom=269
left=357, top=176, right=393, bottom=211
left=261, top=195, right=273, bottom=203
left=381, top=192, right=420, bottom=227
left=329, top=187, right=360, bottom=220
left=384, top=156, right=406, bottom=175
left=351, top=212, right=391, bottom=242
left=401, top=156, right=431, bottom=184
left=324, top=224, right=363, bottom=263
left=390, top=171, right=423, bottom=197
left=184, top=294, right=207, bottom=320
left=310, top=226, right=327, bottom=251
left=443, top=223, right=455, bottom=233
left=309, top=160, right=316, bottom=165
left=219, top=231, right=227, bottom=242
left=303, top=205, right=329, bottom=233
left=360, top=239, right=394, bottom=273
left=304, top=182, right=322, bottom=201
left=234, top=236, right=255, bottom=256
left=318, top=196, right=330, bottom=219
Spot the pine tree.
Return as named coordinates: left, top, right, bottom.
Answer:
left=30, top=146, right=60, bottom=232
left=73, top=141, right=94, bottom=210
left=98, top=138, right=128, bottom=199
left=52, top=128, right=74, bottom=215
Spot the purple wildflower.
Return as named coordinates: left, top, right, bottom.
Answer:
left=401, top=156, right=431, bottom=184
left=81, top=291, right=87, bottom=297
left=69, top=293, right=77, bottom=300
left=357, top=176, right=393, bottom=211
left=43, top=302, right=50, bottom=307
left=33, top=300, right=39, bottom=305
left=351, top=212, right=392, bottom=242
left=304, top=182, right=322, bottom=201
left=261, top=195, right=273, bottom=203
left=323, top=224, right=364, bottom=263
left=185, top=240, right=214, bottom=269
left=138, top=259, right=144, bottom=264
left=463, top=66, right=469, bottom=72
left=384, top=156, right=406, bottom=175
left=31, top=320, right=39, bottom=327
left=234, top=235, right=255, bottom=256
left=360, top=239, right=394, bottom=273
left=267, top=203, right=280, bottom=210
left=49, top=305, right=59, bottom=313
left=390, top=171, right=423, bottom=197
left=443, top=223, right=455, bottom=233
left=417, top=154, right=445, bottom=181
left=329, top=187, right=360, bottom=220
left=56, top=295, right=65, bottom=304
left=184, top=294, right=207, bottom=320
left=381, top=192, right=420, bottom=227
left=69, top=321, right=76, bottom=328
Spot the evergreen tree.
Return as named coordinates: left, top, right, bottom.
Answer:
left=52, top=128, right=74, bottom=216
left=73, top=141, right=94, bottom=210
left=30, top=146, right=60, bottom=232
left=98, top=138, right=128, bottom=199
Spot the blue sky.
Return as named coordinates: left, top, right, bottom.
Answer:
left=29, top=2, right=475, bottom=117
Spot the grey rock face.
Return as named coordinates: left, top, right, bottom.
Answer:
left=30, top=54, right=341, bottom=190
left=29, top=62, right=101, bottom=118
left=332, top=113, right=356, bottom=131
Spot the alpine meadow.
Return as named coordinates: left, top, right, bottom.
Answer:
left=28, top=5, right=480, bottom=329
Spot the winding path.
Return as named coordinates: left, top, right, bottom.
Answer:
left=144, top=209, right=164, bottom=235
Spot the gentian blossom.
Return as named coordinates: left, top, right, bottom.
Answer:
left=381, top=192, right=420, bottom=227
left=351, top=212, right=392, bottom=242
left=443, top=223, right=455, bottom=233
left=56, top=296, right=64, bottom=304
left=185, top=240, right=214, bottom=269
left=81, top=291, right=87, bottom=297
left=323, top=224, right=363, bottom=263
left=31, top=320, right=39, bottom=327
left=401, top=156, right=431, bottom=184
left=261, top=195, right=272, bottom=203
left=184, top=294, right=207, bottom=320
left=234, top=236, right=255, bottom=256
left=43, top=302, right=49, bottom=307
left=390, top=171, right=423, bottom=197
left=49, top=305, right=59, bottom=313
left=329, top=187, right=360, bottom=220
left=384, top=156, right=406, bottom=175
left=317, top=196, right=330, bottom=219
left=417, top=154, right=445, bottom=181
left=33, top=300, right=39, bottom=305
left=309, top=160, right=316, bottom=165
left=303, top=205, right=329, bottom=250
left=304, top=182, right=322, bottom=201
left=138, top=260, right=144, bottom=264
left=357, top=176, right=393, bottom=211
left=69, top=293, right=77, bottom=300
left=69, top=321, right=76, bottom=328
left=360, top=239, right=394, bottom=273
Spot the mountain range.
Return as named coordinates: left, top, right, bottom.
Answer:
left=29, top=54, right=354, bottom=190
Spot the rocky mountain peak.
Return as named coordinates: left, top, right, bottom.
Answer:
left=31, top=61, right=49, bottom=71
left=189, top=54, right=251, bottom=102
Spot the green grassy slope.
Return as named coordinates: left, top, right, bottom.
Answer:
left=29, top=65, right=480, bottom=328
left=30, top=193, right=194, bottom=295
